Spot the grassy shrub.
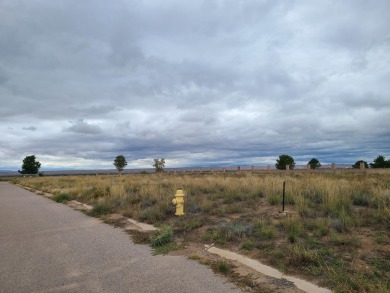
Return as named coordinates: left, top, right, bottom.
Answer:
left=138, top=199, right=172, bottom=223
left=224, top=203, right=245, bottom=214
left=288, top=244, right=320, bottom=266
left=375, top=232, right=390, bottom=245
left=331, top=208, right=355, bottom=233
left=302, top=188, right=325, bottom=206
left=203, top=222, right=252, bottom=245
left=280, top=218, right=304, bottom=243
left=266, top=194, right=280, bottom=205
left=352, top=192, right=371, bottom=206
left=303, top=217, right=330, bottom=237
left=240, top=240, right=255, bottom=250
left=183, top=218, right=204, bottom=231
left=150, top=226, right=173, bottom=247
left=329, top=233, right=361, bottom=247
left=174, top=216, right=204, bottom=232
left=53, top=193, right=72, bottom=203
left=139, top=207, right=165, bottom=223
left=252, top=221, right=275, bottom=240
left=88, top=202, right=112, bottom=217
left=215, top=261, right=230, bottom=274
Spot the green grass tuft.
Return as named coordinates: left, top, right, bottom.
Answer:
left=88, top=202, right=112, bottom=217
left=150, top=226, right=173, bottom=247
left=53, top=193, right=72, bottom=203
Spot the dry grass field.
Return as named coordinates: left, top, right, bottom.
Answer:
left=10, top=170, right=390, bottom=292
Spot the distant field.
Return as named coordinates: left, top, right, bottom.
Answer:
left=0, top=164, right=355, bottom=177
left=10, top=170, right=390, bottom=292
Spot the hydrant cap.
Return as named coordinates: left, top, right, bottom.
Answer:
left=175, top=188, right=185, bottom=197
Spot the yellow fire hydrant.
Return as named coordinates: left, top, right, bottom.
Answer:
left=172, top=188, right=185, bottom=216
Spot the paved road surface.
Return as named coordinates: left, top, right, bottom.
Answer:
left=0, top=182, right=240, bottom=293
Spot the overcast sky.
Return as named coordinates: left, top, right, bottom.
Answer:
left=1, top=0, right=389, bottom=170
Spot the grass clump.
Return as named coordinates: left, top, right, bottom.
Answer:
left=303, top=217, right=330, bottom=237
left=214, top=261, right=230, bottom=274
left=53, top=193, right=72, bottom=203
left=150, top=226, right=173, bottom=247
left=88, top=202, right=112, bottom=217
left=280, top=218, right=304, bottom=243
left=329, top=233, right=361, bottom=247
left=240, top=240, right=255, bottom=250
left=139, top=202, right=172, bottom=223
left=203, top=222, right=252, bottom=245
left=252, top=221, right=275, bottom=240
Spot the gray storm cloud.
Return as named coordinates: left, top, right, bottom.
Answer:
left=65, top=120, right=103, bottom=135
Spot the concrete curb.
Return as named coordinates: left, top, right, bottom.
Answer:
left=205, top=244, right=333, bottom=293
left=127, top=218, right=157, bottom=231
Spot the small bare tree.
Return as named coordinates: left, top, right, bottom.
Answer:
left=153, top=158, right=165, bottom=172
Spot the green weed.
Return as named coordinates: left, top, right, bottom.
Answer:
left=53, top=193, right=72, bottom=203
left=215, top=261, right=230, bottom=274
left=240, top=240, right=255, bottom=250
left=252, top=221, right=275, bottom=240
left=281, top=218, right=304, bottom=243
left=88, top=202, right=112, bottom=217
left=150, top=226, right=173, bottom=247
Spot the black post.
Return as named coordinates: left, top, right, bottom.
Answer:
left=282, top=181, right=286, bottom=212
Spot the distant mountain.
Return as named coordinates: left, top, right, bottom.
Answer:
left=0, top=169, right=14, bottom=172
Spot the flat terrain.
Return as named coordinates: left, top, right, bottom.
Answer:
left=6, top=170, right=390, bottom=292
left=0, top=182, right=240, bottom=293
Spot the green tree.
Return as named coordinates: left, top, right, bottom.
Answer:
left=369, top=155, right=390, bottom=168
left=276, top=155, right=295, bottom=170
left=308, top=158, right=321, bottom=169
left=113, top=155, right=127, bottom=174
left=352, top=160, right=369, bottom=169
left=153, top=158, right=165, bottom=172
left=18, top=155, right=41, bottom=174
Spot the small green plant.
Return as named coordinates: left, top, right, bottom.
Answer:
left=375, top=232, right=389, bottom=245
left=139, top=206, right=169, bottom=223
left=216, top=261, right=230, bottom=274
left=88, top=202, right=112, bottom=217
left=281, top=218, right=304, bottom=243
left=252, top=221, right=275, bottom=240
left=329, top=233, right=361, bottom=247
left=53, top=193, right=72, bottom=203
left=267, top=194, right=280, bottom=205
left=240, top=240, right=255, bottom=250
left=183, top=218, right=204, bottom=231
left=288, top=244, right=320, bottom=266
left=152, top=242, right=181, bottom=255
left=331, top=209, right=354, bottom=233
left=304, top=217, right=330, bottom=237
left=150, top=226, right=173, bottom=247
left=202, top=222, right=252, bottom=245
left=352, top=192, right=371, bottom=206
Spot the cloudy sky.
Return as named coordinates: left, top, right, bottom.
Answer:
left=1, top=0, right=389, bottom=171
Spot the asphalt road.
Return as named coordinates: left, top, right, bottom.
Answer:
left=0, top=182, right=240, bottom=293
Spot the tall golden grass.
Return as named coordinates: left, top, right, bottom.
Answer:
left=12, top=170, right=390, bottom=226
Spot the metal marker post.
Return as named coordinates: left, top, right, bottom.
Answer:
left=282, top=181, right=286, bottom=212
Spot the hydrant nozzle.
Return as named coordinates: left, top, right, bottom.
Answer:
left=172, top=188, right=185, bottom=216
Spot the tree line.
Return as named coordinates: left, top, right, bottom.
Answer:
left=275, top=155, right=390, bottom=170
left=18, top=154, right=390, bottom=175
